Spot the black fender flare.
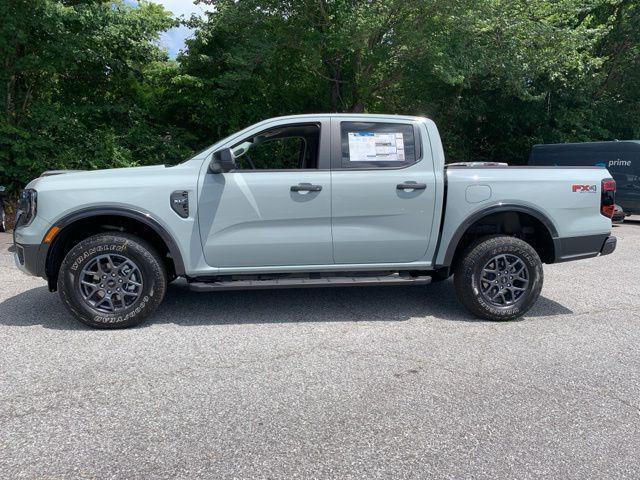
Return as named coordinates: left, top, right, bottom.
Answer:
left=440, top=203, right=559, bottom=267
left=47, top=205, right=186, bottom=277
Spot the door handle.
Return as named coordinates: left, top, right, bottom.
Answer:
left=397, top=182, right=426, bottom=190
left=291, top=183, right=322, bottom=192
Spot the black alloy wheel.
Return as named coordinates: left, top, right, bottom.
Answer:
left=479, top=253, right=530, bottom=308
left=78, top=253, right=145, bottom=313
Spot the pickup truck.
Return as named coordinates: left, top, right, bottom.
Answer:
left=13, top=114, right=617, bottom=328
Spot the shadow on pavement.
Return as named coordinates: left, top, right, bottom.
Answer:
left=0, top=279, right=573, bottom=330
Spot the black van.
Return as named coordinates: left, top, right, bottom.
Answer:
left=529, top=141, right=640, bottom=214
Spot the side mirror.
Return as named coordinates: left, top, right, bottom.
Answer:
left=209, top=148, right=237, bottom=173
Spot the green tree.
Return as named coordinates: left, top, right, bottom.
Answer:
left=0, top=0, right=190, bottom=191
left=177, top=0, right=638, bottom=163
left=1, top=0, right=639, bottom=191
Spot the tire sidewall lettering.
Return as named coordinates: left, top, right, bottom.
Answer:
left=92, top=295, right=150, bottom=324
left=71, top=243, right=128, bottom=271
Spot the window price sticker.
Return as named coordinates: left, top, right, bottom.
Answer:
left=348, top=132, right=405, bottom=161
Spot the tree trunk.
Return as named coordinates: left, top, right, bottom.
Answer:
left=329, top=66, right=341, bottom=112
left=5, top=74, right=16, bottom=125
left=350, top=101, right=365, bottom=113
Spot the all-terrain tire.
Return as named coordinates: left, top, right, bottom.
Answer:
left=454, top=235, right=543, bottom=321
left=58, top=233, right=167, bottom=329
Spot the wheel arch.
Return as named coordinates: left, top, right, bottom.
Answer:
left=441, top=204, right=558, bottom=269
left=44, top=206, right=185, bottom=290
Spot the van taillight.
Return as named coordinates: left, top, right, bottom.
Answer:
left=601, top=178, right=616, bottom=218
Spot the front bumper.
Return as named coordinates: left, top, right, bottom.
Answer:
left=13, top=212, right=52, bottom=278
left=13, top=241, right=46, bottom=277
left=553, top=234, right=616, bottom=263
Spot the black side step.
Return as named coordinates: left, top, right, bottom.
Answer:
left=188, top=274, right=432, bottom=292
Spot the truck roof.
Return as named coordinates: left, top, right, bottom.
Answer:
left=263, top=113, right=429, bottom=123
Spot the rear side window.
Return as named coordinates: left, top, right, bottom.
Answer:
left=340, top=122, right=418, bottom=169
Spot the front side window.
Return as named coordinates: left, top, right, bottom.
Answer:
left=232, top=123, right=320, bottom=170
left=340, top=122, right=417, bottom=169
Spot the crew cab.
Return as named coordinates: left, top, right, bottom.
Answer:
left=13, top=114, right=617, bottom=328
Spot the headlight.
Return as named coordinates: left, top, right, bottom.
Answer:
left=17, top=189, right=37, bottom=226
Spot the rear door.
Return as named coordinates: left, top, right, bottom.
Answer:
left=330, top=118, right=437, bottom=264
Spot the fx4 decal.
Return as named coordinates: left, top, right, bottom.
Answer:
left=572, top=184, right=597, bottom=193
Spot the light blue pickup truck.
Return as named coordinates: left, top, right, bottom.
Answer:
left=14, top=114, right=617, bottom=328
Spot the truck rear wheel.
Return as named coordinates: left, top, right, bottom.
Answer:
left=454, top=235, right=543, bottom=321
left=58, top=233, right=167, bottom=329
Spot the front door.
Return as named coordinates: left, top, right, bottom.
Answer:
left=330, top=118, right=437, bottom=264
left=199, top=121, right=333, bottom=268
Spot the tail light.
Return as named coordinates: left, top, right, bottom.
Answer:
left=601, top=178, right=616, bottom=218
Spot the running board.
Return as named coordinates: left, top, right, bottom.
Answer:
left=188, top=274, right=432, bottom=292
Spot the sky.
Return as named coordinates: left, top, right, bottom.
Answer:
left=124, top=0, right=212, bottom=57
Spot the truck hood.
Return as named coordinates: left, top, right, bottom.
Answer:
left=40, top=169, right=87, bottom=177
left=27, top=165, right=169, bottom=190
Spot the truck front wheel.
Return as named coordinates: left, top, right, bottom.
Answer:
left=58, top=233, right=167, bottom=329
left=454, top=236, right=543, bottom=321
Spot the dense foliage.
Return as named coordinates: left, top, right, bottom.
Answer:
left=1, top=0, right=638, bottom=191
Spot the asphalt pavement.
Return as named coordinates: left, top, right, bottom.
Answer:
left=1, top=223, right=639, bottom=479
